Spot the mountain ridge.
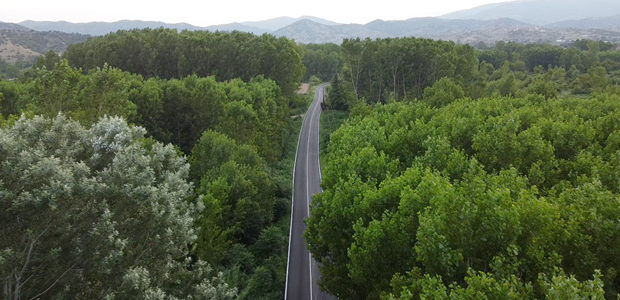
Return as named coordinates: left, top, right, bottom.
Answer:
left=440, top=0, right=620, bottom=26
left=2, top=5, right=620, bottom=53
left=273, top=18, right=620, bottom=44
left=18, top=16, right=342, bottom=36
left=0, top=21, right=32, bottom=31
left=546, top=14, right=620, bottom=31
left=241, top=15, right=340, bottom=31
left=18, top=19, right=261, bottom=36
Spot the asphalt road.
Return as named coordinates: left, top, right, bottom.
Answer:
left=285, top=84, right=335, bottom=300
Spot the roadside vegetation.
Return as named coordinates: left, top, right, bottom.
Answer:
left=0, top=29, right=304, bottom=299
left=306, top=37, right=620, bottom=300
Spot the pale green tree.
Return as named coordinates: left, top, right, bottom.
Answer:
left=0, top=114, right=235, bottom=300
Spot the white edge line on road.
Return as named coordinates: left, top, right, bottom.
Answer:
left=317, top=87, right=323, bottom=189
left=284, top=91, right=308, bottom=300
left=306, top=96, right=314, bottom=300
left=309, top=253, right=314, bottom=300
left=285, top=85, right=327, bottom=300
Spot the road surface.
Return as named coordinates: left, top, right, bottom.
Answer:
left=285, top=84, right=335, bottom=300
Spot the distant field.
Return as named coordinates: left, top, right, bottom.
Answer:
left=297, top=83, right=310, bottom=95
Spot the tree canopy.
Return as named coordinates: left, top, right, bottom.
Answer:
left=0, top=114, right=235, bottom=299
left=63, top=29, right=305, bottom=97
left=306, top=93, right=620, bottom=299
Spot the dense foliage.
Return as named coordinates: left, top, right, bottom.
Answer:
left=0, top=114, right=235, bottom=299
left=63, top=28, right=305, bottom=97
left=307, top=37, right=620, bottom=299
left=1, top=30, right=307, bottom=300
left=0, top=59, right=293, bottom=158
left=339, top=37, right=478, bottom=102
left=6, top=24, right=620, bottom=299
left=307, top=94, right=620, bottom=299
left=301, top=43, right=342, bottom=82
left=0, top=57, right=30, bottom=79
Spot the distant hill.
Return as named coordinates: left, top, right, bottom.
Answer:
left=365, top=17, right=534, bottom=38
left=273, top=19, right=387, bottom=44
left=0, top=30, right=89, bottom=63
left=18, top=17, right=340, bottom=36
left=440, top=0, right=620, bottom=26
left=9, top=11, right=620, bottom=50
left=0, top=21, right=32, bottom=31
left=546, top=14, right=620, bottom=31
left=18, top=20, right=267, bottom=36
left=19, top=20, right=216, bottom=36
left=241, top=16, right=341, bottom=31
left=204, top=23, right=270, bottom=35
left=272, top=18, right=620, bottom=45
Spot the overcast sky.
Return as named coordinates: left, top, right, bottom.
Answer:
left=1, top=0, right=515, bottom=26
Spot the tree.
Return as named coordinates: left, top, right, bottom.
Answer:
left=24, top=60, right=139, bottom=126
left=190, top=131, right=276, bottom=263
left=0, top=80, right=25, bottom=118
left=498, top=73, right=518, bottom=97
left=73, top=64, right=138, bottom=125
left=522, top=45, right=563, bottom=71
left=28, top=59, right=81, bottom=115
left=301, top=43, right=342, bottom=82
left=583, top=40, right=601, bottom=70
left=326, top=74, right=353, bottom=110
left=33, top=50, right=62, bottom=71
left=559, top=47, right=584, bottom=71
left=422, top=77, right=465, bottom=108
left=0, top=114, right=235, bottom=299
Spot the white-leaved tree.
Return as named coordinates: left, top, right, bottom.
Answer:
left=0, top=114, right=236, bottom=300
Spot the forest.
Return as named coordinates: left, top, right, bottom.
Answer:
left=0, top=28, right=305, bottom=299
left=2, top=26, right=620, bottom=299
left=308, top=37, right=620, bottom=299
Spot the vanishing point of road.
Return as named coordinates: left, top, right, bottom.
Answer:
left=285, top=84, right=335, bottom=300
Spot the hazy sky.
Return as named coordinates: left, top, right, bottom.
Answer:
left=1, top=0, right=515, bottom=26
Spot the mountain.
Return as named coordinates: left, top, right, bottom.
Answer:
left=272, top=19, right=387, bottom=44
left=438, top=2, right=507, bottom=20
left=365, top=17, right=534, bottom=38
left=273, top=18, right=536, bottom=44
left=204, top=23, right=270, bottom=35
left=18, top=16, right=340, bottom=36
left=440, top=0, right=620, bottom=26
left=546, top=14, right=620, bottom=31
left=241, top=16, right=341, bottom=31
left=0, top=30, right=89, bottom=63
left=19, top=20, right=212, bottom=36
left=18, top=20, right=267, bottom=36
left=272, top=18, right=620, bottom=45
left=0, top=21, right=32, bottom=31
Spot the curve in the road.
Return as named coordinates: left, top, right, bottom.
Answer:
left=285, top=84, right=335, bottom=300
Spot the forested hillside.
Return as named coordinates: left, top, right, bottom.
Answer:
left=0, top=30, right=305, bottom=299
left=0, top=29, right=89, bottom=63
left=307, top=36, right=620, bottom=299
